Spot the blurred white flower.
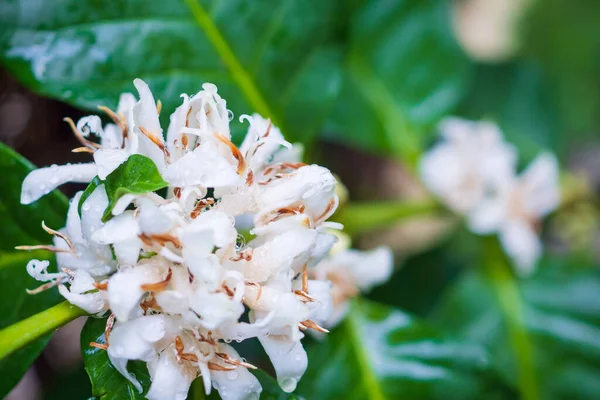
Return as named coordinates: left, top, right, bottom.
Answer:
left=421, top=117, right=560, bottom=274
left=17, top=80, right=392, bottom=400
left=469, top=153, right=560, bottom=275
left=311, top=245, right=393, bottom=328
left=420, top=117, right=516, bottom=214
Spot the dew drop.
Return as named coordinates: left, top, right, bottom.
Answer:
left=82, top=203, right=91, bottom=211
left=235, top=234, right=246, bottom=251
left=227, top=370, right=238, bottom=380
left=50, top=164, right=59, bottom=172
left=227, top=110, right=234, bottom=121
left=295, top=353, right=303, bottom=361
left=278, top=377, right=297, bottom=393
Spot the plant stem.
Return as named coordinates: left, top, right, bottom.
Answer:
left=483, top=238, right=539, bottom=400
left=335, top=199, right=442, bottom=236
left=344, top=300, right=385, bottom=400
left=0, top=301, right=86, bottom=360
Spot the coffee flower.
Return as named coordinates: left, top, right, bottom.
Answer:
left=469, top=153, right=560, bottom=275
left=17, top=80, right=369, bottom=399
left=311, top=239, right=393, bottom=328
left=420, top=117, right=560, bottom=274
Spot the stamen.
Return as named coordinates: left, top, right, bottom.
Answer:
left=215, top=133, right=246, bottom=175
left=314, top=198, right=337, bottom=225
left=208, top=362, right=236, bottom=372
left=90, top=342, right=108, bottom=351
left=15, top=245, right=73, bottom=254
left=294, top=290, right=316, bottom=302
left=97, top=106, right=121, bottom=126
left=138, top=233, right=182, bottom=249
left=173, top=187, right=182, bottom=199
left=139, top=126, right=170, bottom=158
left=105, top=313, right=115, bottom=343
left=140, top=268, right=172, bottom=292
left=140, top=296, right=162, bottom=313
left=190, top=198, right=215, bottom=219
left=72, top=147, right=95, bottom=154
left=302, top=264, right=308, bottom=292
left=245, top=281, right=263, bottom=302
left=245, top=170, right=254, bottom=186
left=41, top=221, right=77, bottom=254
left=263, top=162, right=307, bottom=176
left=216, top=352, right=257, bottom=369
left=229, top=248, right=253, bottom=262
left=181, top=134, right=189, bottom=149
left=26, top=279, right=65, bottom=295
left=93, top=281, right=108, bottom=290
left=300, top=319, right=329, bottom=333
left=156, top=99, right=162, bottom=115
left=63, top=117, right=101, bottom=150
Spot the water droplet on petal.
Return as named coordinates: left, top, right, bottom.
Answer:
left=227, top=110, right=234, bottom=121
left=227, top=370, right=238, bottom=380
left=279, top=377, right=297, bottom=393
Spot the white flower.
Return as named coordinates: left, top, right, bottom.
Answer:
left=469, top=153, right=560, bottom=274
left=311, top=246, right=393, bottom=328
left=18, top=79, right=394, bottom=399
left=421, top=117, right=561, bottom=275
left=420, top=117, right=516, bottom=214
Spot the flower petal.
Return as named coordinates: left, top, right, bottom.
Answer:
left=21, top=163, right=96, bottom=204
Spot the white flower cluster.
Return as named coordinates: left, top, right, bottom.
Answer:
left=420, top=117, right=560, bottom=275
left=19, top=79, right=392, bottom=400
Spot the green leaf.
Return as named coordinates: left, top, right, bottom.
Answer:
left=0, top=252, right=64, bottom=397
left=297, top=299, right=508, bottom=399
left=79, top=176, right=102, bottom=217
left=0, top=0, right=342, bottom=144
left=0, top=143, right=68, bottom=251
left=81, top=316, right=151, bottom=400
left=432, top=259, right=600, bottom=400
left=101, top=154, right=167, bottom=221
left=325, top=0, right=469, bottom=161
left=0, top=143, right=70, bottom=397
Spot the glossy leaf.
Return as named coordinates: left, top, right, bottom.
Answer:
left=102, top=154, right=167, bottom=221
left=0, top=143, right=69, bottom=397
left=79, top=176, right=102, bottom=216
left=81, top=316, right=151, bottom=400
left=325, top=0, right=469, bottom=160
left=297, top=299, right=508, bottom=399
left=432, top=264, right=600, bottom=400
left=0, top=142, right=68, bottom=251
left=0, top=251, right=64, bottom=397
left=0, top=0, right=342, bottom=144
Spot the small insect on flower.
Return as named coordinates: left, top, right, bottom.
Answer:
left=17, top=79, right=394, bottom=400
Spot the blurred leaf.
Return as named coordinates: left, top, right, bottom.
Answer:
left=432, top=261, right=600, bottom=399
left=457, top=62, right=561, bottom=163
left=0, top=143, right=68, bottom=251
left=522, top=0, right=600, bottom=141
left=82, top=316, right=151, bottom=400
left=0, top=252, right=63, bottom=397
left=0, top=143, right=69, bottom=397
left=0, top=0, right=342, bottom=144
left=101, top=154, right=167, bottom=221
left=325, top=0, right=469, bottom=160
left=297, top=299, right=508, bottom=399
left=44, top=364, right=92, bottom=400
